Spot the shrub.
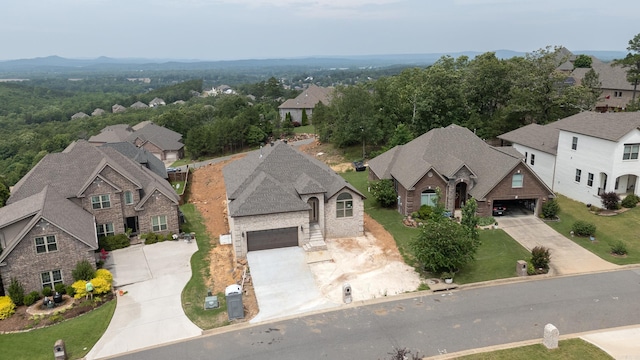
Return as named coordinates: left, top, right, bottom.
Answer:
left=621, top=194, right=640, bottom=208
left=72, top=259, right=96, bottom=281
left=42, top=287, right=53, bottom=297
left=54, top=283, right=66, bottom=294
left=610, top=240, right=628, bottom=256
left=526, top=261, right=536, bottom=276
left=7, top=278, right=25, bottom=306
left=572, top=220, right=596, bottom=236
left=24, top=291, right=41, bottom=306
left=542, top=198, right=560, bottom=218
left=416, top=204, right=434, bottom=220
left=0, top=296, right=16, bottom=320
left=65, top=285, right=76, bottom=298
left=369, top=179, right=397, bottom=208
left=90, top=276, right=111, bottom=295
left=600, top=191, right=620, bottom=210
left=477, top=216, right=496, bottom=226
left=95, top=268, right=113, bottom=285
left=72, top=280, right=88, bottom=300
left=530, top=246, right=551, bottom=270
left=98, top=233, right=130, bottom=251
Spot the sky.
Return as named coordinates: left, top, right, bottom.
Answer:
left=1, top=0, right=639, bottom=61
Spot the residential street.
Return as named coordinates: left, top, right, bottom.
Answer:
left=110, top=269, right=640, bottom=360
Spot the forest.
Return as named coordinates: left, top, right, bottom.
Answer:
left=2, top=44, right=639, bottom=206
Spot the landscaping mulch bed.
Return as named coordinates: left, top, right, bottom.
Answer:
left=0, top=293, right=114, bottom=333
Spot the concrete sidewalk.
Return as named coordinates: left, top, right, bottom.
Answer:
left=86, top=241, right=201, bottom=359
left=497, top=215, right=619, bottom=275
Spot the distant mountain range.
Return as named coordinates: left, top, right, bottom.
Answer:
left=0, top=50, right=628, bottom=73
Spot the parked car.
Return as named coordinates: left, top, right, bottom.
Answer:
left=492, top=202, right=506, bottom=216
left=353, top=161, right=366, bottom=172
left=166, top=167, right=178, bottom=173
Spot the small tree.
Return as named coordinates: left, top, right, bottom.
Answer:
left=7, top=278, right=25, bottom=306
left=573, top=54, right=593, bottom=68
left=301, top=109, right=309, bottom=126
left=530, top=246, right=551, bottom=271
left=542, top=198, right=560, bottom=219
left=411, top=219, right=479, bottom=273
left=72, top=259, right=96, bottom=282
left=461, top=198, right=479, bottom=241
left=369, top=179, right=397, bottom=208
left=601, top=191, right=620, bottom=210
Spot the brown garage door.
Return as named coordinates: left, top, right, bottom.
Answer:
left=247, top=227, right=298, bottom=251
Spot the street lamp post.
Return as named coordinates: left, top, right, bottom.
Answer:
left=361, top=126, right=365, bottom=160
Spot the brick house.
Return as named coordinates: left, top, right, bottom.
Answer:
left=368, top=124, right=554, bottom=218
left=278, top=85, right=333, bottom=124
left=0, top=140, right=180, bottom=294
left=88, top=121, right=184, bottom=161
left=223, top=141, right=364, bottom=259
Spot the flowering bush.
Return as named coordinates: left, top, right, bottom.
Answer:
left=95, top=269, right=113, bottom=285
left=0, top=296, right=16, bottom=320
left=72, top=280, right=88, bottom=299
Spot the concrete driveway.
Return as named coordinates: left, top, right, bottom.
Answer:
left=247, top=247, right=337, bottom=323
left=86, top=241, right=201, bottom=359
left=497, top=215, right=619, bottom=275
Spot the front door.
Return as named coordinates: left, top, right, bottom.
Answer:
left=455, top=182, right=467, bottom=208
left=125, top=216, right=139, bottom=235
left=308, top=197, right=319, bottom=223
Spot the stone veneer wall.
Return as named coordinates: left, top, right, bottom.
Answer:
left=231, top=211, right=308, bottom=259
left=324, top=188, right=364, bottom=238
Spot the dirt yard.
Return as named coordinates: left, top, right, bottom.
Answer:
left=187, top=138, right=420, bottom=321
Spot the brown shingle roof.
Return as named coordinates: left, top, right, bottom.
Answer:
left=368, top=124, right=525, bottom=200
left=498, top=123, right=560, bottom=155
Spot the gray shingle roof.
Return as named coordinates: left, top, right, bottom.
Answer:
left=368, top=124, right=524, bottom=200
left=223, top=141, right=363, bottom=217
left=101, top=142, right=168, bottom=179
left=8, top=140, right=178, bottom=206
left=127, top=122, right=183, bottom=151
left=278, top=85, right=333, bottom=110
left=548, top=111, right=640, bottom=141
left=88, top=124, right=133, bottom=143
left=498, top=123, right=560, bottom=155
left=0, top=186, right=97, bottom=264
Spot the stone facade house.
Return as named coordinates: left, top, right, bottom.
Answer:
left=0, top=140, right=180, bottom=294
left=368, top=124, right=554, bottom=218
left=278, top=84, right=333, bottom=124
left=499, top=111, right=640, bottom=206
left=223, top=141, right=365, bottom=259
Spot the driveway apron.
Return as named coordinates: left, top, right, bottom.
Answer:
left=247, top=247, right=337, bottom=324
left=497, top=215, right=619, bottom=275
left=86, top=241, right=201, bottom=359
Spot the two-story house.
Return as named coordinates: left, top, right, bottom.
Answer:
left=499, top=112, right=640, bottom=206
left=0, top=140, right=180, bottom=294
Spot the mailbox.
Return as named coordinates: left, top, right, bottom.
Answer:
left=342, top=283, right=352, bottom=304
left=54, top=339, right=66, bottom=360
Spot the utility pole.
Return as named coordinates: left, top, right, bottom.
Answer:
left=361, top=126, right=365, bottom=160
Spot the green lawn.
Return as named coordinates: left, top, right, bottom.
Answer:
left=179, top=204, right=228, bottom=330
left=0, top=300, right=116, bottom=360
left=341, top=170, right=531, bottom=283
left=294, top=125, right=315, bottom=134
left=456, top=338, right=613, bottom=360
left=546, top=194, right=640, bottom=265
left=170, top=157, right=192, bottom=167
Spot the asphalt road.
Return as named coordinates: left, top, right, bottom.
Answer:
left=111, top=269, right=640, bottom=359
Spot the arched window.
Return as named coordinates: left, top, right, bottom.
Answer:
left=336, top=193, right=353, bottom=218
left=421, top=189, right=437, bottom=207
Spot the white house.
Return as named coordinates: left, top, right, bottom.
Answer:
left=499, top=112, right=640, bottom=206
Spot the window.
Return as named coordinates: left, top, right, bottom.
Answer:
left=41, top=270, right=63, bottom=290
left=575, top=169, right=582, bottom=182
left=151, top=215, right=168, bottom=231
left=512, top=173, right=524, bottom=188
left=572, top=136, right=578, bottom=150
left=524, top=152, right=528, bottom=162
left=587, top=173, right=594, bottom=187
left=91, top=194, right=111, bottom=209
left=615, top=91, right=623, bottom=98
left=336, top=193, right=353, bottom=218
left=35, top=235, right=57, bottom=254
left=623, top=144, right=640, bottom=160
left=421, top=190, right=438, bottom=207
left=530, top=154, right=535, bottom=166
left=96, top=223, right=115, bottom=237
left=124, top=191, right=134, bottom=205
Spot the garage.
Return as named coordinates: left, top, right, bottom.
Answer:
left=492, top=199, right=536, bottom=217
left=247, top=227, right=299, bottom=251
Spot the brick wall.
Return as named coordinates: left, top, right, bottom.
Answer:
left=231, top=211, right=308, bottom=258
left=1, top=223, right=95, bottom=294
left=324, top=189, right=364, bottom=238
